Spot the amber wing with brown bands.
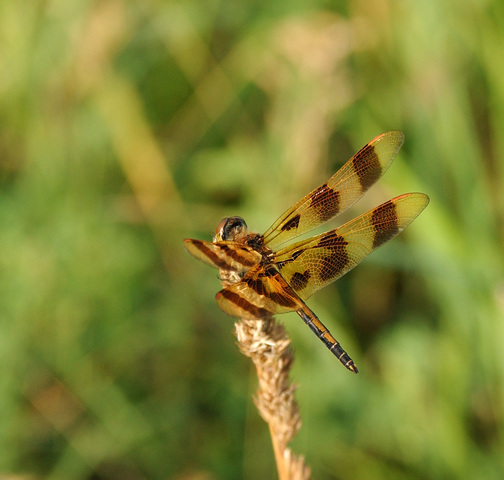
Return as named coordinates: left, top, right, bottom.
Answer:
left=183, top=238, right=262, bottom=274
left=262, top=131, right=405, bottom=249
left=216, top=265, right=304, bottom=320
left=274, top=193, right=429, bottom=300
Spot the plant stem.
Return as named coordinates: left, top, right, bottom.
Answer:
left=235, top=318, right=311, bottom=480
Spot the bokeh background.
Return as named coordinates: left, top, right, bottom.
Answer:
left=1, top=0, right=503, bottom=479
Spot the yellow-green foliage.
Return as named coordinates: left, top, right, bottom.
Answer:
left=0, top=1, right=502, bottom=479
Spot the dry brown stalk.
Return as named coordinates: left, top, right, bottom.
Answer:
left=235, top=317, right=311, bottom=480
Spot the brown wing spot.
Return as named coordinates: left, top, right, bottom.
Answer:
left=269, top=292, right=298, bottom=308
left=317, top=232, right=349, bottom=282
left=309, top=183, right=341, bottom=222
left=371, top=200, right=399, bottom=248
left=290, top=269, right=311, bottom=292
left=292, top=250, right=303, bottom=260
left=281, top=214, right=301, bottom=232
left=218, top=289, right=271, bottom=318
left=262, top=267, right=278, bottom=277
left=276, top=249, right=304, bottom=270
left=352, top=143, right=382, bottom=191
left=243, top=269, right=297, bottom=308
left=221, top=244, right=259, bottom=267
left=245, top=277, right=265, bottom=295
left=318, top=231, right=348, bottom=249
left=191, top=240, right=229, bottom=269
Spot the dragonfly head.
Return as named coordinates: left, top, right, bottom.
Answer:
left=215, top=216, right=248, bottom=242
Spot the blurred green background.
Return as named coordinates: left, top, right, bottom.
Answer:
left=0, top=0, right=503, bottom=479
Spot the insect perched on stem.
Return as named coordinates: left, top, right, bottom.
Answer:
left=184, top=131, right=429, bottom=373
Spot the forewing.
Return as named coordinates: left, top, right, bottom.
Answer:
left=262, top=131, right=405, bottom=249
left=273, top=193, right=429, bottom=300
left=216, top=265, right=304, bottom=319
left=184, top=238, right=261, bottom=273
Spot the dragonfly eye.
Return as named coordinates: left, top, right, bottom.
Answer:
left=215, top=216, right=248, bottom=241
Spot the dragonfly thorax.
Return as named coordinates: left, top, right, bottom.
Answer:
left=215, top=216, right=275, bottom=270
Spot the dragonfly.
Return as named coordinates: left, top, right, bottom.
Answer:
left=184, top=131, right=429, bottom=373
